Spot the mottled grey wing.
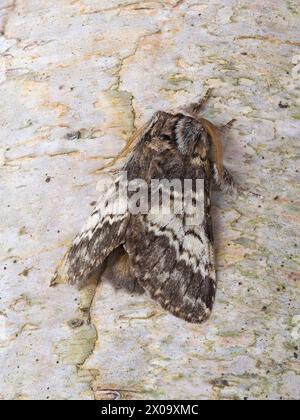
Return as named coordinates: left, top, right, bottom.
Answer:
left=52, top=111, right=169, bottom=288
left=125, top=202, right=217, bottom=324
left=53, top=177, right=131, bottom=287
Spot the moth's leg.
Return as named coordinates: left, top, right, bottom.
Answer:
left=184, top=88, right=214, bottom=115
left=213, top=164, right=262, bottom=198
left=212, top=163, right=236, bottom=194
left=106, top=246, right=145, bottom=294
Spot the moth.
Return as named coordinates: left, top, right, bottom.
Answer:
left=53, top=90, right=235, bottom=323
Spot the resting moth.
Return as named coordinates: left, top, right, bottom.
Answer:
left=54, top=90, right=235, bottom=323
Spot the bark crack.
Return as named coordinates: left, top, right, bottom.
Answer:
left=92, top=29, right=163, bottom=175
left=0, top=1, right=17, bottom=37
left=236, top=35, right=300, bottom=47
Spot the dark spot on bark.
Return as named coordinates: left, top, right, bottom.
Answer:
left=65, top=131, right=81, bottom=140
left=45, top=177, right=51, bottom=183
left=211, top=378, right=230, bottom=388
left=273, top=196, right=279, bottom=200
left=19, top=268, right=30, bottom=277
left=278, top=101, right=289, bottom=109
left=67, top=318, right=84, bottom=329
left=90, top=201, right=97, bottom=206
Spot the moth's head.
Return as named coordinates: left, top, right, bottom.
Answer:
left=167, top=113, right=224, bottom=180
left=142, top=111, right=224, bottom=180
left=151, top=112, right=205, bottom=153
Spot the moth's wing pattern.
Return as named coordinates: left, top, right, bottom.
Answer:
left=53, top=111, right=168, bottom=288
left=54, top=176, right=131, bottom=287
left=123, top=113, right=217, bottom=323
left=58, top=109, right=219, bottom=323
left=125, top=191, right=216, bottom=324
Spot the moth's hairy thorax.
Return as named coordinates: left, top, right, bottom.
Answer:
left=125, top=111, right=212, bottom=184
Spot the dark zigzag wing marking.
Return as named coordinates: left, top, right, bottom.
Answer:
left=57, top=112, right=169, bottom=288
left=125, top=211, right=216, bottom=323
left=66, top=215, right=130, bottom=286
left=148, top=222, right=207, bottom=267
left=59, top=179, right=131, bottom=287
